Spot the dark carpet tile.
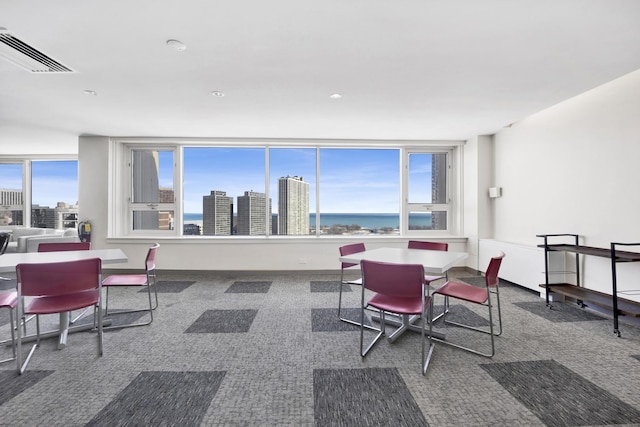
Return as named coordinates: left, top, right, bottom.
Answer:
left=86, top=371, right=226, bottom=427
left=0, top=279, right=15, bottom=291
left=513, top=301, right=606, bottom=323
left=0, top=370, right=54, bottom=405
left=225, top=281, right=271, bottom=293
left=311, top=308, right=372, bottom=332
left=430, top=304, right=491, bottom=328
left=632, top=354, right=640, bottom=362
left=458, top=275, right=515, bottom=288
left=185, top=309, right=258, bottom=333
left=314, top=367, right=428, bottom=426
left=480, top=359, right=640, bottom=427
left=310, top=280, right=351, bottom=293
left=143, top=280, right=195, bottom=293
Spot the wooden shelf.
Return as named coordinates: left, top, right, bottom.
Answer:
left=540, top=283, right=640, bottom=318
left=537, top=244, right=640, bottom=262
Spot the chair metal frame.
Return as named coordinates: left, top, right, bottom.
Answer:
left=360, top=259, right=435, bottom=375
left=16, top=257, right=103, bottom=374
left=338, top=243, right=377, bottom=331
left=0, top=291, right=18, bottom=364
left=431, top=252, right=505, bottom=357
left=408, top=240, right=450, bottom=321
left=102, top=243, right=159, bottom=329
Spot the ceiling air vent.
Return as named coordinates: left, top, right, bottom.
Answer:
left=0, top=28, right=74, bottom=73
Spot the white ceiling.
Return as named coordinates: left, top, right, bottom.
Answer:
left=1, top=0, right=639, bottom=144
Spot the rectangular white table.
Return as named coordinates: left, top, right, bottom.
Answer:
left=339, top=247, right=468, bottom=342
left=0, top=248, right=128, bottom=348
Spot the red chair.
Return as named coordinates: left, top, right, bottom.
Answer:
left=338, top=243, right=376, bottom=331
left=408, top=240, right=449, bottom=283
left=360, top=260, right=435, bottom=375
left=16, top=258, right=103, bottom=374
left=38, top=241, right=92, bottom=324
left=37, top=242, right=91, bottom=252
left=101, top=243, right=159, bottom=329
left=0, top=291, right=18, bottom=364
left=431, top=251, right=505, bottom=357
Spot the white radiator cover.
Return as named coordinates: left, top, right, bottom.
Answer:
left=479, top=239, right=565, bottom=298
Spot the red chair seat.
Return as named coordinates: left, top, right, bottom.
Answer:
left=434, top=280, right=488, bottom=304
left=102, top=274, right=148, bottom=287
left=0, top=291, right=17, bottom=309
left=26, top=289, right=100, bottom=315
left=368, top=294, right=424, bottom=315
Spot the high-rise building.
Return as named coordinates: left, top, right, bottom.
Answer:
left=278, top=176, right=309, bottom=235
left=203, top=190, right=233, bottom=235
left=431, top=153, right=447, bottom=230
left=54, top=202, right=79, bottom=229
left=237, top=191, right=271, bottom=236
left=0, top=188, right=24, bottom=226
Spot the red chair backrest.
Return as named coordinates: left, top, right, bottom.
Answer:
left=145, top=243, right=160, bottom=271
left=408, top=240, right=448, bottom=251
left=37, top=242, right=91, bottom=252
left=339, top=243, right=366, bottom=269
left=361, top=260, right=425, bottom=299
left=16, top=258, right=102, bottom=297
left=485, top=252, right=505, bottom=288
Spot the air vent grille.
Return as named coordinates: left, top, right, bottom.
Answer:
left=0, top=30, right=74, bottom=73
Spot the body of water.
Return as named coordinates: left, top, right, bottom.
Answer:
left=184, top=213, right=432, bottom=229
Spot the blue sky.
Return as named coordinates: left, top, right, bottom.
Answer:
left=1, top=150, right=433, bottom=213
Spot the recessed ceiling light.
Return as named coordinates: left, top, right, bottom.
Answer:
left=83, top=90, right=97, bottom=96
left=211, top=91, right=225, bottom=97
left=166, top=39, right=186, bottom=51
left=329, top=93, right=342, bottom=99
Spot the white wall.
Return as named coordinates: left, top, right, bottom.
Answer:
left=491, top=69, right=640, bottom=299
left=0, top=125, right=78, bottom=155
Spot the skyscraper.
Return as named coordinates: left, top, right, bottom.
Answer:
left=237, top=191, right=271, bottom=236
left=278, top=176, right=309, bottom=235
left=203, top=190, right=233, bottom=235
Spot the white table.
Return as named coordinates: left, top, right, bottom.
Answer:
left=0, top=248, right=128, bottom=348
left=339, top=247, right=468, bottom=342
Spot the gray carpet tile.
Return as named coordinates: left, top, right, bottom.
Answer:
left=311, top=307, right=373, bottom=332
left=184, top=309, right=258, bottom=333
left=86, top=371, right=226, bottom=427
left=73, top=309, right=149, bottom=330
left=310, top=280, right=351, bottom=293
left=632, top=354, right=640, bottom=362
left=0, top=306, right=12, bottom=327
left=144, top=280, right=195, bottom=293
left=480, top=359, right=640, bottom=427
left=513, top=301, right=607, bottom=323
left=314, top=367, right=428, bottom=426
left=0, top=370, right=54, bottom=405
left=225, top=281, right=271, bottom=293
left=458, top=275, right=515, bottom=288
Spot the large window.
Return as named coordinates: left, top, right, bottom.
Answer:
left=116, top=141, right=459, bottom=237
left=0, top=162, right=24, bottom=226
left=0, top=159, right=78, bottom=229
left=319, top=149, right=400, bottom=235
left=129, top=149, right=176, bottom=233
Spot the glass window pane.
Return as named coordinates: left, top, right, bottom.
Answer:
left=408, top=211, right=447, bottom=231
left=183, top=147, right=267, bottom=236
left=132, top=150, right=174, bottom=204
left=319, top=149, right=399, bottom=235
left=0, top=163, right=24, bottom=226
left=133, top=210, right=175, bottom=230
left=31, top=160, right=78, bottom=229
left=408, top=153, right=447, bottom=204
left=269, top=148, right=315, bottom=236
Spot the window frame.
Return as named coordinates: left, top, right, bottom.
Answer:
left=112, top=139, right=463, bottom=238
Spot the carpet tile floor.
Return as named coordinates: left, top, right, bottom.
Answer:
left=0, top=271, right=639, bottom=426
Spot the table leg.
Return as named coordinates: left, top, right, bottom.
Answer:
left=371, top=313, right=445, bottom=341
left=58, top=312, right=70, bottom=349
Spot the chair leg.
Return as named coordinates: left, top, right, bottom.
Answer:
left=103, top=284, right=155, bottom=330
left=433, top=294, right=496, bottom=358
left=339, top=270, right=378, bottom=331
left=359, top=286, right=384, bottom=357
left=0, top=308, right=17, bottom=364
left=422, top=299, right=435, bottom=375
left=18, top=315, right=41, bottom=375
